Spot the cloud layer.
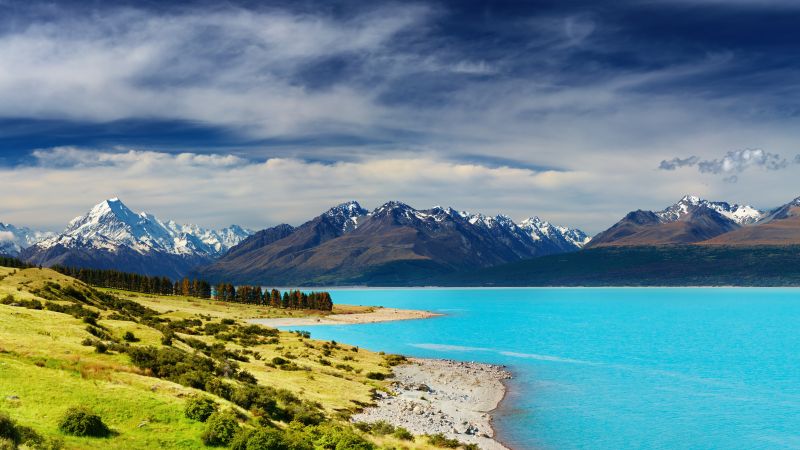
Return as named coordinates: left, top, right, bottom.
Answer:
left=1, top=148, right=597, bottom=231
left=3, top=2, right=800, bottom=231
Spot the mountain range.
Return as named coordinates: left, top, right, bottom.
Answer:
left=19, top=198, right=252, bottom=278
left=0, top=223, right=55, bottom=257
left=196, top=200, right=590, bottom=285
left=587, top=194, right=800, bottom=248
left=5, top=198, right=589, bottom=284
left=6, top=194, right=800, bottom=286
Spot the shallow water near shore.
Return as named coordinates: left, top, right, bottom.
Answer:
left=285, top=288, right=800, bottom=449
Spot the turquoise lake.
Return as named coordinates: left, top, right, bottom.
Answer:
left=286, top=288, right=800, bottom=449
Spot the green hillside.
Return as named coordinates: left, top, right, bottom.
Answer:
left=0, top=266, right=455, bottom=449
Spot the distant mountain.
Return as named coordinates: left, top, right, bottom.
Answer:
left=587, top=195, right=763, bottom=248
left=0, top=223, right=55, bottom=257
left=702, top=196, right=800, bottom=246
left=21, top=198, right=252, bottom=278
left=196, top=200, right=590, bottom=285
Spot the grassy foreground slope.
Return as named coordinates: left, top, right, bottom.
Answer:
left=0, top=266, right=449, bottom=450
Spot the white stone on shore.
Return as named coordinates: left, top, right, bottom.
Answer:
left=351, top=358, right=511, bottom=450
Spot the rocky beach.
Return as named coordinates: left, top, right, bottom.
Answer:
left=352, top=358, right=512, bottom=450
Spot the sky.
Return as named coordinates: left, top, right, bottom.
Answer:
left=2, top=0, right=800, bottom=233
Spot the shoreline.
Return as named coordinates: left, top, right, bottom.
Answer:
left=248, top=306, right=441, bottom=327
left=352, top=358, right=513, bottom=450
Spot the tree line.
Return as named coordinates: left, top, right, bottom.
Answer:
left=49, top=266, right=333, bottom=311
left=0, top=256, right=33, bottom=269
left=216, top=284, right=333, bottom=311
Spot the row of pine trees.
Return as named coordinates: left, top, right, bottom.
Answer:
left=215, top=284, right=333, bottom=311
left=50, top=266, right=333, bottom=311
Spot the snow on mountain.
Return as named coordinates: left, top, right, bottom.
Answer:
left=519, top=216, right=592, bottom=249
left=0, top=223, right=55, bottom=256
left=656, top=195, right=764, bottom=225
left=324, top=201, right=368, bottom=233
left=33, top=198, right=252, bottom=258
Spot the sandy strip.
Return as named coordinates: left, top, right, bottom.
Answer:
left=248, top=307, right=440, bottom=327
left=352, top=358, right=512, bottom=450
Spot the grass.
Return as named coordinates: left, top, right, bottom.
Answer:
left=0, top=267, right=446, bottom=449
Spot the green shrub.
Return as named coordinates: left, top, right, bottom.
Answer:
left=184, top=396, right=218, bottom=422
left=314, top=424, right=374, bottom=450
left=383, top=354, right=407, bottom=366
left=94, top=341, right=108, bottom=354
left=18, top=424, right=62, bottom=449
left=123, top=331, right=139, bottom=342
left=205, top=378, right=233, bottom=400
left=365, top=372, right=386, bottom=380
left=231, top=427, right=288, bottom=450
left=426, top=433, right=461, bottom=448
left=393, top=427, right=413, bottom=441
left=0, top=413, right=20, bottom=445
left=368, top=420, right=395, bottom=436
left=57, top=407, right=110, bottom=437
left=285, top=402, right=324, bottom=426
left=201, top=412, right=239, bottom=447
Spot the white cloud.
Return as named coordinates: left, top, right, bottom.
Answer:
left=1, top=148, right=594, bottom=231
left=0, top=6, right=429, bottom=136
left=0, top=231, right=15, bottom=243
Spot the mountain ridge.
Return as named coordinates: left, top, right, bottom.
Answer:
left=195, top=200, right=590, bottom=285
left=21, top=198, right=252, bottom=278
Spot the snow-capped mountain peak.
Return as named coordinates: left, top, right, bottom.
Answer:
left=324, top=201, right=368, bottom=232
left=35, top=198, right=252, bottom=257
left=0, top=223, right=55, bottom=257
left=657, top=195, right=764, bottom=225
left=519, top=216, right=591, bottom=248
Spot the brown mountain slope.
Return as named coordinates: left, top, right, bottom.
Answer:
left=702, top=203, right=800, bottom=246
left=588, top=207, right=739, bottom=247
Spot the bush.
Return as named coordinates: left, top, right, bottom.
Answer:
left=161, top=332, right=174, bottom=346
left=365, top=372, right=386, bottom=380
left=123, top=331, right=139, bottom=342
left=185, top=396, right=218, bottom=422
left=0, top=413, right=20, bottom=445
left=285, top=402, right=324, bottom=426
left=383, top=354, right=407, bottom=366
left=393, top=427, right=413, bottom=441
left=231, top=427, right=288, bottom=450
left=94, top=341, right=108, bottom=354
left=368, top=420, right=395, bottom=436
left=201, top=412, right=239, bottom=447
left=57, top=407, right=110, bottom=437
left=314, top=425, right=374, bottom=450
left=205, top=378, right=233, bottom=400
left=426, top=433, right=461, bottom=448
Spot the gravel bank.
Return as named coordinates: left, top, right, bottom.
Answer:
left=352, top=358, right=512, bottom=450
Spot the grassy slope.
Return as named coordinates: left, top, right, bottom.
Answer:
left=0, top=267, right=436, bottom=449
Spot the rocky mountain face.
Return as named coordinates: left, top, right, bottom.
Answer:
left=587, top=195, right=764, bottom=248
left=0, top=223, right=55, bottom=257
left=196, top=201, right=590, bottom=285
left=21, top=198, right=251, bottom=278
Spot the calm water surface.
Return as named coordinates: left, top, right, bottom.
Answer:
left=287, top=288, right=800, bottom=449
